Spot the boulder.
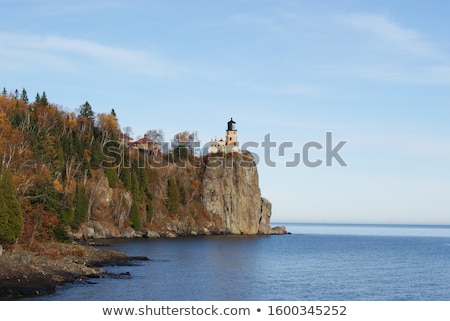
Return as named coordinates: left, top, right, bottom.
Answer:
left=144, top=230, right=160, bottom=238
left=270, top=226, right=287, bottom=235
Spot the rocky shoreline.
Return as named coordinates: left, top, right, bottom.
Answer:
left=0, top=243, right=147, bottom=300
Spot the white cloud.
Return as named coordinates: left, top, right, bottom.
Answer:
left=339, top=13, right=441, bottom=59
left=0, top=32, right=180, bottom=78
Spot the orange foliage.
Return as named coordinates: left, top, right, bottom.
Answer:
left=20, top=205, right=60, bottom=249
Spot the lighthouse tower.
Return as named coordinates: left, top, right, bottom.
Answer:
left=208, top=118, right=240, bottom=154
left=225, top=118, right=239, bottom=152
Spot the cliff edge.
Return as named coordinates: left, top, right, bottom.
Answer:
left=201, top=152, right=285, bottom=235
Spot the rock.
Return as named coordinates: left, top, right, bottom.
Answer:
left=144, top=230, right=160, bottom=238
left=258, top=197, right=272, bottom=234
left=121, top=227, right=137, bottom=238
left=0, top=244, right=3, bottom=256
left=270, top=226, right=287, bottom=235
left=166, top=231, right=177, bottom=238
left=201, top=153, right=262, bottom=234
left=83, top=226, right=95, bottom=239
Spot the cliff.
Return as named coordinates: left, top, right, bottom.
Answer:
left=0, top=90, right=285, bottom=246
left=202, top=153, right=276, bottom=235
left=82, top=152, right=286, bottom=238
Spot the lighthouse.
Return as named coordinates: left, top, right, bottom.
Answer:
left=208, top=118, right=240, bottom=154
left=225, top=118, right=238, bottom=148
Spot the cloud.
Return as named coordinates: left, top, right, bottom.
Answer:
left=0, top=32, right=180, bottom=78
left=339, top=13, right=440, bottom=59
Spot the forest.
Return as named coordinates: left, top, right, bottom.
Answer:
left=0, top=87, right=209, bottom=249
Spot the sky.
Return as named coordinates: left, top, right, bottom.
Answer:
left=1, top=0, right=449, bottom=225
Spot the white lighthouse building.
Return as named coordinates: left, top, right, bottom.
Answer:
left=209, top=118, right=240, bottom=154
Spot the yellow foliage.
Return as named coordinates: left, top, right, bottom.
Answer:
left=53, top=179, right=64, bottom=192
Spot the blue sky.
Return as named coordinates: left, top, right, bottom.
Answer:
left=1, top=0, right=449, bottom=224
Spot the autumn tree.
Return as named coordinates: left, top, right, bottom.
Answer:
left=145, top=129, right=165, bottom=145
left=97, top=112, right=120, bottom=145
left=172, top=131, right=199, bottom=157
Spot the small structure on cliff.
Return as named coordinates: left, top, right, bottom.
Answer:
left=209, top=118, right=240, bottom=154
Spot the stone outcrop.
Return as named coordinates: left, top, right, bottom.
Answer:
left=77, top=152, right=285, bottom=239
left=201, top=153, right=275, bottom=234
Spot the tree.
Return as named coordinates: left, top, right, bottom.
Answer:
left=79, top=101, right=94, bottom=121
left=120, top=167, right=132, bottom=190
left=34, top=92, right=41, bottom=104
left=166, top=178, right=180, bottom=215
left=130, top=201, right=140, bottom=230
left=40, top=91, right=48, bottom=106
left=20, top=88, right=29, bottom=104
left=0, top=169, right=24, bottom=243
left=172, top=131, right=200, bottom=156
left=72, top=184, right=89, bottom=230
left=131, top=171, right=142, bottom=203
left=104, top=167, right=119, bottom=188
left=145, top=129, right=165, bottom=145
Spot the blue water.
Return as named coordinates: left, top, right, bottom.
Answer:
left=28, top=223, right=450, bottom=301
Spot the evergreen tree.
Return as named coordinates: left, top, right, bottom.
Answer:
left=120, top=167, right=132, bottom=190
left=131, top=171, right=143, bottom=204
left=72, top=184, right=89, bottom=230
left=1, top=87, right=6, bottom=96
left=41, top=91, right=48, bottom=106
left=111, top=108, right=117, bottom=121
left=20, top=88, right=29, bottom=104
left=105, top=167, right=119, bottom=188
left=34, top=92, right=41, bottom=104
left=166, top=178, right=180, bottom=215
left=90, top=138, right=102, bottom=169
left=0, top=169, right=24, bottom=243
left=130, top=201, right=140, bottom=230
left=79, top=101, right=94, bottom=121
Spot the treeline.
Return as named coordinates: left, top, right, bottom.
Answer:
left=0, top=87, right=157, bottom=247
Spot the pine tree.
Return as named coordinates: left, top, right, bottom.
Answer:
left=120, top=167, right=132, bottom=190
left=41, top=91, right=48, bottom=106
left=90, top=138, right=102, bottom=169
left=130, top=201, right=140, bottom=230
left=35, top=92, right=41, bottom=104
left=79, top=101, right=94, bottom=121
left=0, top=169, right=24, bottom=243
left=105, top=167, right=119, bottom=188
left=20, top=88, right=29, bottom=104
left=166, top=178, right=180, bottom=215
left=72, top=184, right=89, bottom=230
left=131, top=171, right=143, bottom=204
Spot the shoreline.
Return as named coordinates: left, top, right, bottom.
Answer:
left=0, top=243, right=147, bottom=300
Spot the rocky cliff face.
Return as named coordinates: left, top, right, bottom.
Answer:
left=82, top=152, right=285, bottom=238
left=201, top=153, right=267, bottom=234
